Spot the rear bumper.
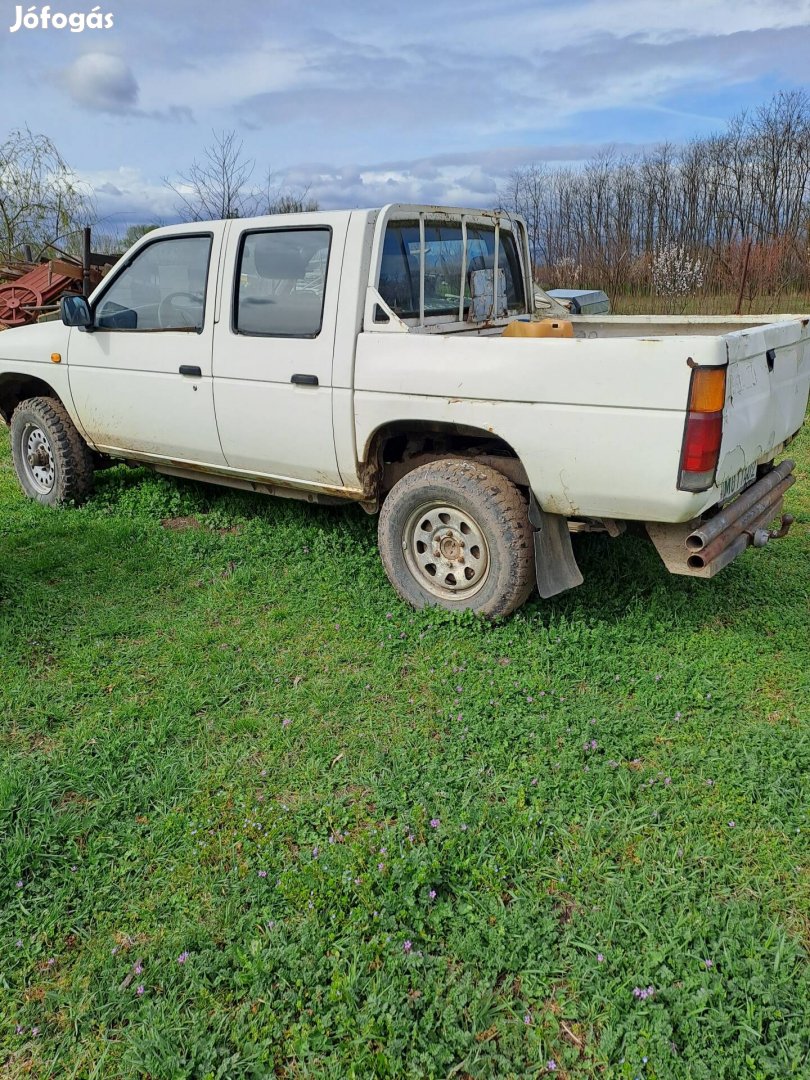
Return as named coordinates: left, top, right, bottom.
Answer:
left=645, top=460, right=796, bottom=577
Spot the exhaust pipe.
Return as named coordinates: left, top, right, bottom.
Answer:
left=687, top=498, right=789, bottom=569
left=646, top=459, right=797, bottom=578
left=686, top=459, right=794, bottom=551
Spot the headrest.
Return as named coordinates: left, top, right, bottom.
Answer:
left=252, top=240, right=308, bottom=280
left=251, top=231, right=327, bottom=280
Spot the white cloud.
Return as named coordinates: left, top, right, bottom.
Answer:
left=60, top=53, right=139, bottom=113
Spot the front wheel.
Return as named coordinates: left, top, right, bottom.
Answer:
left=10, top=396, right=94, bottom=506
left=377, top=459, right=535, bottom=618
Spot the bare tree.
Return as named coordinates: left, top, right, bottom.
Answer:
left=499, top=90, right=810, bottom=298
left=262, top=175, right=320, bottom=215
left=0, top=128, right=94, bottom=263
left=165, top=130, right=258, bottom=221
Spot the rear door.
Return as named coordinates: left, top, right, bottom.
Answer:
left=212, top=216, right=347, bottom=487
left=67, top=227, right=227, bottom=465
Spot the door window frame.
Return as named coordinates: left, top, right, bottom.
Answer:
left=231, top=225, right=333, bottom=340
left=88, top=232, right=215, bottom=334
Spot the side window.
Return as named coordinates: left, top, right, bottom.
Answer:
left=95, top=236, right=212, bottom=331
left=235, top=228, right=331, bottom=338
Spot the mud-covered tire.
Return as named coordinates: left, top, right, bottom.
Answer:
left=378, top=458, right=535, bottom=618
left=10, top=396, right=94, bottom=506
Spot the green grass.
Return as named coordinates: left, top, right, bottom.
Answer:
left=0, top=419, right=808, bottom=1080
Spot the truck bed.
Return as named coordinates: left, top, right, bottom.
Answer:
left=354, top=314, right=810, bottom=523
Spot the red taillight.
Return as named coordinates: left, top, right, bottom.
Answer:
left=678, top=366, right=726, bottom=492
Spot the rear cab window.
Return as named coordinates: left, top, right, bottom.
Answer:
left=377, top=219, right=526, bottom=324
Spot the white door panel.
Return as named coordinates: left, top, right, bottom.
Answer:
left=67, top=228, right=227, bottom=465
left=213, top=217, right=346, bottom=486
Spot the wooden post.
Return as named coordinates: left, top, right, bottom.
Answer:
left=82, top=227, right=92, bottom=297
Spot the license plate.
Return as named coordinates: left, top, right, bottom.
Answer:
left=718, top=463, right=757, bottom=502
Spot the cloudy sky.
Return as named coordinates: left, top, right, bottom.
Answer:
left=1, top=0, right=809, bottom=231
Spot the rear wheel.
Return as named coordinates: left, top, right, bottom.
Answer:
left=10, top=396, right=94, bottom=506
left=378, top=459, right=535, bottom=617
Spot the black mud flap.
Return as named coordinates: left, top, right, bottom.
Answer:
left=529, top=493, right=584, bottom=599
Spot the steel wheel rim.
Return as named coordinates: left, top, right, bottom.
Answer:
left=21, top=424, right=56, bottom=493
left=403, top=502, right=491, bottom=600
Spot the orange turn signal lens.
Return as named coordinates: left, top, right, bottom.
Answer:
left=689, top=365, right=726, bottom=413
left=50, top=353, right=62, bottom=364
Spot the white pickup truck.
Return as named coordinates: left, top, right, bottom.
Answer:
left=1, top=205, right=808, bottom=616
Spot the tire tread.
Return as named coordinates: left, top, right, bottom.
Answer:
left=10, top=396, right=94, bottom=505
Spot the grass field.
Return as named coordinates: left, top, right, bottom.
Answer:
left=0, top=415, right=808, bottom=1079
left=608, top=292, right=810, bottom=317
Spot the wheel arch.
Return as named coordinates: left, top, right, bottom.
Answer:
left=0, top=372, right=63, bottom=424
left=360, top=419, right=529, bottom=501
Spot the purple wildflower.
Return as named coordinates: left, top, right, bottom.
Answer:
left=312, top=846, right=320, bottom=858
left=597, top=953, right=605, bottom=963
left=136, top=984, right=144, bottom=995
left=546, top=1062, right=557, bottom=1072
left=728, top=821, right=736, bottom=828
left=523, top=1011, right=533, bottom=1025
left=15, top=880, right=22, bottom=889
left=633, top=985, right=656, bottom=1000
left=281, top=717, right=291, bottom=728
left=430, top=818, right=440, bottom=829
left=15, top=1025, right=24, bottom=1034
left=258, top=869, right=268, bottom=878
left=134, top=962, right=143, bottom=975
left=704, top=959, right=713, bottom=969
left=403, top=940, right=412, bottom=953
left=177, top=951, right=189, bottom=964
left=429, top=889, right=437, bottom=900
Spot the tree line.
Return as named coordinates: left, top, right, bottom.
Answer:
left=3, top=93, right=810, bottom=307
left=498, top=91, right=810, bottom=304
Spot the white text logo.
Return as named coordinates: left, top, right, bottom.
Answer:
left=9, top=5, right=114, bottom=31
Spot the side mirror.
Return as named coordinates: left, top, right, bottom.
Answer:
left=61, top=295, right=92, bottom=328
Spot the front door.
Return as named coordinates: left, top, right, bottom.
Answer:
left=212, top=217, right=346, bottom=487
left=67, top=227, right=227, bottom=466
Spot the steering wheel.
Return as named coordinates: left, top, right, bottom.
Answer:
left=157, top=291, right=202, bottom=329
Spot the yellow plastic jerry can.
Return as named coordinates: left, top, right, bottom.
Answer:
left=503, top=318, right=574, bottom=338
